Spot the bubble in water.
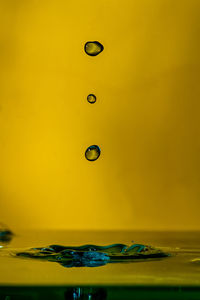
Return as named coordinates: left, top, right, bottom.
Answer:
left=85, top=145, right=101, bottom=161
left=87, top=94, right=96, bottom=104
left=84, top=41, right=104, bottom=56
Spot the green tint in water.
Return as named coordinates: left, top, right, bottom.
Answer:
left=15, top=243, right=169, bottom=268
left=85, top=145, right=101, bottom=161
left=84, top=41, right=104, bottom=56
left=87, top=94, right=96, bottom=104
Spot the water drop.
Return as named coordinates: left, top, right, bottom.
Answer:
left=85, top=145, right=101, bottom=161
left=84, top=41, right=104, bottom=56
left=87, top=94, right=96, bottom=104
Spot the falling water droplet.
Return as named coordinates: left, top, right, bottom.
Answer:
left=85, top=145, right=101, bottom=161
left=84, top=41, right=104, bottom=56
left=87, top=94, right=96, bottom=104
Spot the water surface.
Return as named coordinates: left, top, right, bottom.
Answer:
left=0, top=230, right=200, bottom=287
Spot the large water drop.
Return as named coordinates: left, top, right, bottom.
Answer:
left=84, top=41, right=104, bottom=56
left=85, top=145, right=101, bottom=161
left=87, top=94, right=96, bottom=104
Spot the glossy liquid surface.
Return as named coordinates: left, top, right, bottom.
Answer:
left=1, top=231, right=200, bottom=287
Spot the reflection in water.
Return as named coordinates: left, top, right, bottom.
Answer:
left=60, top=259, right=108, bottom=268
left=0, top=287, right=107, bottom=300
left=65, top=287, right=107, bottom=300
left=191, top=258, right=200, bottom=264
left=15, top=243, right=169, bottom=268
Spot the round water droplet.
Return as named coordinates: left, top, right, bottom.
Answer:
left=84, top=41, right=104, bottom=56
left=87, top=94, right=96, bottom=104
left=85, top=145, right=101, bottom=161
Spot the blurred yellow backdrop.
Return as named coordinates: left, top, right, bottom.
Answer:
left=0, top=0, right=200, bottom=230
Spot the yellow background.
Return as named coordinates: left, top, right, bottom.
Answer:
left=0, top=0, right=200, bottom=230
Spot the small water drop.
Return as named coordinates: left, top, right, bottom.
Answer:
left=87, top=94, right=96, bottom=104
left=84, top=41, right=104, bottom=56
left=85, top=145, right=101, bottom=161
